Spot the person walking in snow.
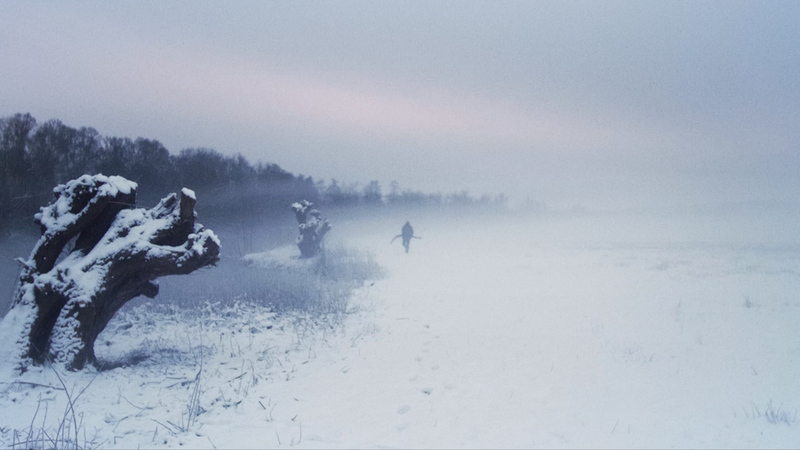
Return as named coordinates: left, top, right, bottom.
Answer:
left=401, top=221, right=414, bottom=253
left=391, top=221, right=419, bottom=253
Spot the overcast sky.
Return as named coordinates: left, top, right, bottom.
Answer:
left=1, top=1, right=798, bottom=209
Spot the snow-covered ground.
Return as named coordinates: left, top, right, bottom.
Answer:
left=1, top=210, right=799, bottom=448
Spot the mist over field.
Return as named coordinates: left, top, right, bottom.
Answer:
left=3, top=201, right=799, bottom=313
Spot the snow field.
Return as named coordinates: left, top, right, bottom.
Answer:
left=1, top=212, right=799, bottom=448
left=0, top=299, right=380, bottom=449
left=307, top=216, right=800, bottom=447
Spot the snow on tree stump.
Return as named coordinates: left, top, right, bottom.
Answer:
left=2, top=175, right=220, bottom=372
left=291, top=200, right=331, bottom=258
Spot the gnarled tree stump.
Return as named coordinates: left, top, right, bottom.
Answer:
left=291, top=200, right=331, bottom=258
left=2, top=175, right=220, bottom=371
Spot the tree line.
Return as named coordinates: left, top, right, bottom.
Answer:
left=0, top=113, right=506, bottom=228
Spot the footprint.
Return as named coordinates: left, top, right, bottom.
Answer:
left=397, top=405, right=411, bottom=415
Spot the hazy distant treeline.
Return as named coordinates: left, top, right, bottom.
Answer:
left=0, top=113, right=506, bottom=228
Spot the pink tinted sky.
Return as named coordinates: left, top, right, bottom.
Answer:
left=1, top=1, right=798, bottom=208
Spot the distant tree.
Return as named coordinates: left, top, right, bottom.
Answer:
left=325, top=179, right=343, bottom=205
left=131, top=138, right=173, bottom=191
left=66, top=127, right=103, bottom=180
left=314, top=179, right=327, bottom=201
left=519, top=197, right=547, bottom=214
left=385, top=180, right=441, bottom=206
left=99, top=137, right=135, bottom=180
left=27, top=120, right=81, bottom=206
left=446, top=190, right=472, bottom=206
left=493, top=193, right=509, bottom=208
left=0, top=113, right=327, bottom=225
left=227, top=153, right=255, bottom=185
left=0, top=113, right=36, bottom=223
left=173, top=148, right=228, bottom=191
left=290, top=175, right=321, bottom=206
left=0, top=113, right=36, bottom=175
left=322, top=179, right=360, bottom=206
left=256, top=162, right=294, bottom=183
left=387, top=180, right=402, bottom=204
left=362, top=180, right=383, bottom=205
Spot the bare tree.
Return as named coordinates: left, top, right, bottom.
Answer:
left=3, top=174, right=220, bottom=371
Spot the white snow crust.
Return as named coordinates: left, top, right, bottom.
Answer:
left=181, top=187, right=196, bottom=200
left=35, top=174, right=137, bottom=234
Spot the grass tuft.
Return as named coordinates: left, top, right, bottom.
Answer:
left=743, top=400, right=797, bottom=426
left=9, top=369, right=101, bottom=450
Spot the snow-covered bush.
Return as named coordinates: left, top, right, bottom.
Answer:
left=1, top=175, right=220, bottom=371
left=291, top=200, right=331, bottom=258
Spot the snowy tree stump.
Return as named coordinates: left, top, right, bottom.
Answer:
left=291, top=200, right=331, bottom=258
left=2, top=175, right=220, bottom=371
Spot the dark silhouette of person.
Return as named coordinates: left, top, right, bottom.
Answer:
left=401, top=221, right=414, bottom=253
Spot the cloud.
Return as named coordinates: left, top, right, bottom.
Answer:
left=150, top=53, right=650, bottom=152
left=0, top=2, right=666, bottom=156
left=2, top=1, right=798, bottom=207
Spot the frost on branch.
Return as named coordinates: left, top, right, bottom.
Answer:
left=2, top=175, right=220, bottom=371
left=291, top=200, right=331, bottom=258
